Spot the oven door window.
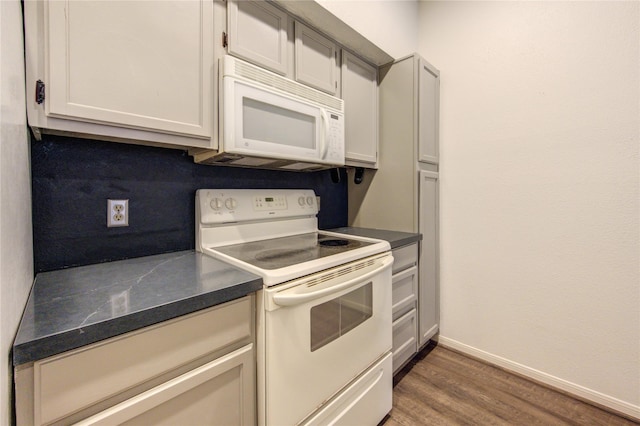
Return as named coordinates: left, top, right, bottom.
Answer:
left=310, top=282, right=373, bottom=352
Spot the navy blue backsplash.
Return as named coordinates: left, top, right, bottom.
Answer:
left=31, top=134, right=348, bottom=272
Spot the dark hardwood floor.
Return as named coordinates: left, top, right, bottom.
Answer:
left=385, top=343, right=639, bottom=425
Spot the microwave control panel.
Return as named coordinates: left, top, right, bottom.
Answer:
left=326, top=113, right=345, bottom=163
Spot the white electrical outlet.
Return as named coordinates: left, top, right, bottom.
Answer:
left=107, top=199, right=129, bottom=227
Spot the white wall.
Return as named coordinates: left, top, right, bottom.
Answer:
left=316, top=0, right=419, bottom=59
left=0, top=0, right=34, bottom=424
left=418, top=0, right=639, bottom=417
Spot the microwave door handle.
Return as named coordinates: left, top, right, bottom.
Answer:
left=319, top=110, right=329, bottom=160
left=271, top=255, right=393, bottom=307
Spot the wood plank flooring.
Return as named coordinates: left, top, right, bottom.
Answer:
left=384, top=343, right=639, bottom=426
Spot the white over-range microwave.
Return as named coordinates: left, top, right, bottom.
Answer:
left=192, top=56, right=345, bottom=171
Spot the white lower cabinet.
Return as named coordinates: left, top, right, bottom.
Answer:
left=15, top=296, right=256, bottom=426
left=391, top=243, right=419, bottom=373
left=74, top=345, right=254, bottom=426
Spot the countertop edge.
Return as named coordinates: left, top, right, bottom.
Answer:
left=13, top=272, right=262, bottom=366
left=327, top=227, right=422, bottom=249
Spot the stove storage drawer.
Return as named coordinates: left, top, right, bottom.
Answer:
left=301, top=353, right=393, bottom=425
left=15, top=296, right=254, bottom=426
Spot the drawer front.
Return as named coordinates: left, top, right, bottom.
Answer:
left=34, top=297, right=253, bottom=425
left=392, top=309, right=418, bottom=373
left=73, top=344, right=255, bottom=426
left=392, top=244, right=418, bottom=274
left=392, top=266, right=418, bottom=320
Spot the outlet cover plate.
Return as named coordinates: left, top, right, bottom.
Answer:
left=107, top=199, right=129, bottom=227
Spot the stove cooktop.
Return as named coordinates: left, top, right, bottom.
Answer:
left=213, top=232, right=374, bottom=271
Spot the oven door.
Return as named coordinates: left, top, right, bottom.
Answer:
left=262, top=252, right=393, bottom=426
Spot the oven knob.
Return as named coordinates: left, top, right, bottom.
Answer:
left=210, top=198, right=223, bottom=210
left=298, top=196, right=306, bottom=206
left=306, top=196, right=314, bottom=206
left=225, top=198, right=237, bottom=210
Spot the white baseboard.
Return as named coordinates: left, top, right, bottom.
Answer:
left=436, top=336, right=640, bottom=421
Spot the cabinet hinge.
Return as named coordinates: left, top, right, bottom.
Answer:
left=35, top=80, right=45, bottom=104
left=222, top=32, right=228, bottom=48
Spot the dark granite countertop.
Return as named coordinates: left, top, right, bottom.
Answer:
left=327, top=227, right=422, bottom=249
left=13, top=251, right=262, bottom=366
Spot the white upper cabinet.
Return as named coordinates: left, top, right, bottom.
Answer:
left=342, top=51, right=378, bottom=167
left=25, top=0, right=385, bottom=155
left=226, top=0, right=291, bottom=76
left=418, top=59, right=440, bottom=164
left=33, top=1, right=214, bottom=142
left=294, top=23, right=338, bottom=95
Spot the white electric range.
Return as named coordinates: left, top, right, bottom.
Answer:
left=196, top=188, right=393, bottom=425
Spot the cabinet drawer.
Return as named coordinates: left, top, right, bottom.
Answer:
left=73, top=344, right=255, bottom=426
left=33, top=297, right=252, bottom=425
left=392, top=244, right=418, bottom=274
left=392, top=309, right=418, bottom=374
left=392, top=266, right=418, bottom=319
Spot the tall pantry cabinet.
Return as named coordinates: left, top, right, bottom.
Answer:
left=349, top=53, right=440, bottom=350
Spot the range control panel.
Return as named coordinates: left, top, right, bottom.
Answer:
left=197, top=189, right=318, bottom=225
left=254, top=195, right=287, bottom=211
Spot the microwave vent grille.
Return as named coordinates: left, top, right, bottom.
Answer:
left=190, top=150, right=332, bottom=171
left=234, top=60, right=343, bottom=112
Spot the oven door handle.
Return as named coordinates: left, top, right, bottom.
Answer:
left=271, top=255, right=393, bottom=307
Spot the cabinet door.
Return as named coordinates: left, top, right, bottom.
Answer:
left=418, top=58, right=440, bottom=164
left=227, top=0, right=290, bottom=75
left=46, top=1, right=213, bottom=138
left=342, top=51, right=378, bottom=167
left=295, top=22, right=337, bottom=94
left=73, top=344, right=255, bottom=426
left=419, top=171, right=439, bottom=346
